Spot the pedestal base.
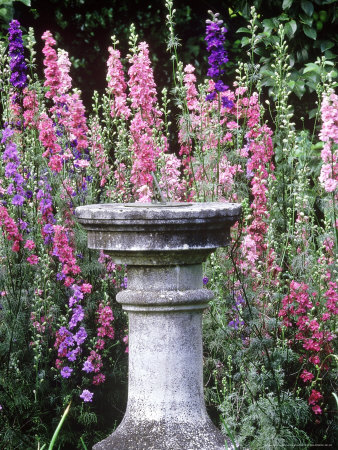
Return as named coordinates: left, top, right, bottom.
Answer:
left=75, top=203, right=241, bottom=450
left=93, top=417, right=227, bottom=450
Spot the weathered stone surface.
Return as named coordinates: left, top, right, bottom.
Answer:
left=75, top=202, right=241, bottom=265
left=75, top=202, right=241, bottom=450
left=93, top=419, right=227, bottom=450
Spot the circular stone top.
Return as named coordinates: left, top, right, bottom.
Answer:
left=75, top=202, right=241, bottom=224
left=75, top=202, right=242, bottom=265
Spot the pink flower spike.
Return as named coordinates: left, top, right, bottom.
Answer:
left=27, top=255, right=39, bottom=265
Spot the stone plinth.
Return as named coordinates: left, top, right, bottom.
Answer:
left=75, top=202, right=241, bottom=450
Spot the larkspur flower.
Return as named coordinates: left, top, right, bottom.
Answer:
left=60, top=366, right=73, bottom=378
left=127, top=41, right=167, bottom=200
left=27, top=255, right=39, bottom=265
left=68, top=304, right=84, bottom=329
left=80, top=389, right=93, bottom=402
left=66, top=348, right=80, bottom=362
left=107, top=47, right=130, bottom=119
left=82, top=360, right=94, bottom=373
left=74, top=327, right=87, bottom=345
left=8, top=20, right=27, bottom=89
left=41, top=31, right=61, bottom=99
left=12, top=194, right=25, bottom=206
left=1, top=127, right=14, bottom=144
left=93, top=373, right=106, bottom=385
left=205, top=12, right=232, bottom=108
left=300, top=370, right=314, bottom=383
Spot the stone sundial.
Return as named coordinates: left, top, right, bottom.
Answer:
left=75, top=201, right=241, bottom=450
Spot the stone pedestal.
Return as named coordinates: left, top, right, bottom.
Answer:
left=75, top=202, right=241, bottom=450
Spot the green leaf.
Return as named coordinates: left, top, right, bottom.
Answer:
left=240, top=36, right=250, bottom=47
left=279, top=13, right=290, bottom=21
left=17, top=0, right=31, bottom=6
left=237, top=26, right=251, bottom=34
left=303, top=24, right=317, bottom=39
left=299, top=12, right=313, bottom=26
left=301, top=0, right=314, bottom=16
left=293, top=80, right=306, bottom=98
left=320, top=40, right=334, bottom=52
left=324, top=50, right=336, bottom=60
left=48, top=402, right=71, bottom=450
left=282, top=0, right=293, bottom=9
left=303, top=63, right=320, bottom=74
left=0, top=7, right=8, bottom=19
left=285, top=20, right=297, bottom=38
left=254, top=46, right=266, bottom=56
left=262, top=18, right=275, bottom=32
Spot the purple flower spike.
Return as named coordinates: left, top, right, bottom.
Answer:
left=8, top=20, right=27, bottom=89
left=205, top=12, right=233, bottom=108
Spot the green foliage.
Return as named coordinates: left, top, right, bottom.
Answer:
left=236, top=0, right=337, bottom=115
left=0, top=2, right=337, bottom=447
left=0, top=0, right=30, bottom=38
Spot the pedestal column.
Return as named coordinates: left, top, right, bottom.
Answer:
left=75, top=202, right=241, bottom=450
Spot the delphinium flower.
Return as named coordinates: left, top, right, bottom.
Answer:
left=88, top=120, right=110, bottom=188
left=1, top=129, right=27, bottom=210
left=96, top=302, right=115, bottom=346
left=107, top=46, right=131, bottom=119
left=52, top=225, right=81, bottom=281
left=234, top=91, right=280, bottom=284
left=177, top=65, right=199, bottom=200
left=308, top=390, right=323, bottom=415
left=41, top=31, right=61, bottom=99
left=217, top=156, right=242, bottom=199
left=23, top=88, right=39, bottom=128
left=3, top=23, right=29, bottom=209
left=38, top=113, right=63, bottom=172
left=279, top=279, right=337, bottom=414
left=183, top=64, right=199, bottom=112
left=205, top=12, right=233, bottom=109
left=0, top=205, right=23, bottom=252
left=57, top=49, right=72, bottom=95
left=159, top=153, right=185, bottom=201
left=41, top=32, right=90, bottom=187
left=127, top=41, right=166, bottom=200
left=8, top=20, right=27, bottom=90
left=61, top=366, right=73, bottom=379
left=80, top=389, right=93, bottom=402
left=318, top=91, right=338, bottom=194
left=36, top=177, right=56, bottom=234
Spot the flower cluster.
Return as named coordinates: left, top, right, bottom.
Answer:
left=96, top=302, right=115, bottom=349
left=41, top=31, right=61, bottom=99
left=1, top=128, right=26, bottom=208
left=8, top=20, right=27, bottom=89
left=279, top=279, right=337, bottom=413
left=107, top=47, right=131, bottom=119
left=0, top=205, right=22, bottom=252
left=205, top=12, right=232, bottom=108
left=319, top=91, right=338, bottom=194
left=127, top=42, right=167, bottom=200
